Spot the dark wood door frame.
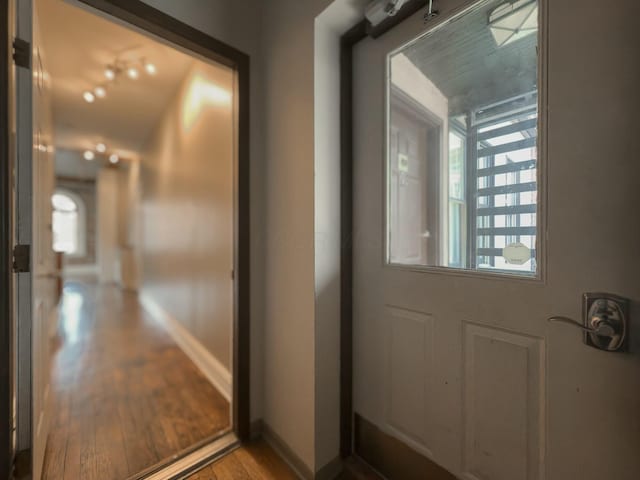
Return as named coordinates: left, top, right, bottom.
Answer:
left=1, top=0, right=251, bottom=475
left=339, top=0, right=429, bottom=458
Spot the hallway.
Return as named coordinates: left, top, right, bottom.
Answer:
left=41, top=281, right=230, bottom=480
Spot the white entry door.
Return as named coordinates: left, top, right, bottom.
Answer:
left=12, top=0, right=58, bottom=477
left=352, top=0, right=640, bottom=479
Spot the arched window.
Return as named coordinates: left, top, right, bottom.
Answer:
left=52, top=190, right=86, bottom=255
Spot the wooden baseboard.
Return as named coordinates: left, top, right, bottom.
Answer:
left=140, top=293, right=232, bottom=402
left=354, top=414, right=458, bottom=480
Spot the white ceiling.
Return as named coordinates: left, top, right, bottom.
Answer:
left=37, top=0, right=195, bottom=164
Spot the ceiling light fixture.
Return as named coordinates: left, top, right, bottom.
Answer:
left=86, top=56, right=158, bottom=103
left=488, top=0, right=538, bottom=47
left=83, top=150, right=95, bottom=161
left=96, top=143, right=107, bottom=153
left=109, top=154, right=119, bottom=164
left=127, top=67, right=139, bottom=79
left=105, top=67, right=116, bottom=81
left=144, top=62, right=157, bottom=75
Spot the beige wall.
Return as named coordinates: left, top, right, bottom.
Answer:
left=313, top=17, right=342, bottom=473
left=140, top=60, right=235, bottom=372
left=262, top=0, right=365, bottom=472
left=261, top=0, right=317, bottom=470
left=141, top=0, right=364, bottom=473
left=140, top=0, right=267, bottom=424
left=96, top=168, right=119, bottom=283
left=118, top=161, right=141, bottom=290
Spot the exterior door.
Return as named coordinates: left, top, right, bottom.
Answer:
left=352, top=0, right=640, bottom=479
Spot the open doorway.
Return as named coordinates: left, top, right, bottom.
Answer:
left=6, top=0, right=250, bottom=478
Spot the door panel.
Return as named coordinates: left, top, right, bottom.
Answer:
left=352, top=0, right=640, bottom=478
left=14, top=0, right=34, bottom=458
left=385, top=306, right=435, bottom=457
left=463, top=324, right=544, bottom=480
left=14, top=0, right=58, bottom=477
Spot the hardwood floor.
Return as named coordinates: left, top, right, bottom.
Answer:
left=185, top=441, right=298, bottom=480
left=42, top=281, right=230, bottom=480
left=185, top=442, right=383, bottom=480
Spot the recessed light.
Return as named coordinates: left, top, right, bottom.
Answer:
left=96, top=143, right=107, bottom=153
left=127, top=67, right=139, bottom=79
left=109, top=154, right=119, bottom=164
left=94, top=86, right=107, bottom=98
left=83, top=150, right=95, bottom=161
left=83, top=91, right=95, bottom=103
left=104, top=67, right=116, bottom=81
left=145, top=63, right=157, bottom=75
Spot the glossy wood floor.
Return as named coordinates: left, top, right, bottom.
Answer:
left=42, top=281, right=230, bottom=480
left=185, top=442, right=380, bottom=480
left=185, top=441, right=298, bottom=480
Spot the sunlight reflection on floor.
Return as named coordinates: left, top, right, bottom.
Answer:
left=59, top=283, right=84, bottom=344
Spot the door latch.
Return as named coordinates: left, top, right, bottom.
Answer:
left=12, top=244, right=30, bottom=273
left=548, top=293, right=629, bottom=352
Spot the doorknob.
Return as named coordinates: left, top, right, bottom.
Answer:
left=548, top=293, right=629, bottom=352
left=548, top=316, right=616, bottom=337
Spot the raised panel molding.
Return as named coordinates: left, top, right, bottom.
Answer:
left=463, top=323, right=545, bottom=480
left=385, top=306, right=435, bottom=458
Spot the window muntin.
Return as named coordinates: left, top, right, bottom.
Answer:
left=386, top=0, right=540, bottom=276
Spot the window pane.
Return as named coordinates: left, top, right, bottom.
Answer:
left=386, top=0, right=539, bottom=276
left=52, top=193, right=78, bottom=212
left=52, top=192, right=80, bottom=254
left=52, top=211, right=79, bottom=254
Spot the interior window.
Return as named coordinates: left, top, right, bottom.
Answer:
left=52, top=192, right=81, bottom=254
left=386, top=0, right=539, bottom=276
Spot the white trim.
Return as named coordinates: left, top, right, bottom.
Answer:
left=63, top=263, right=99, bottom=276
left=143, top=432, right=239, bottom=480
left=140, top=293, right=232, bottom=402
